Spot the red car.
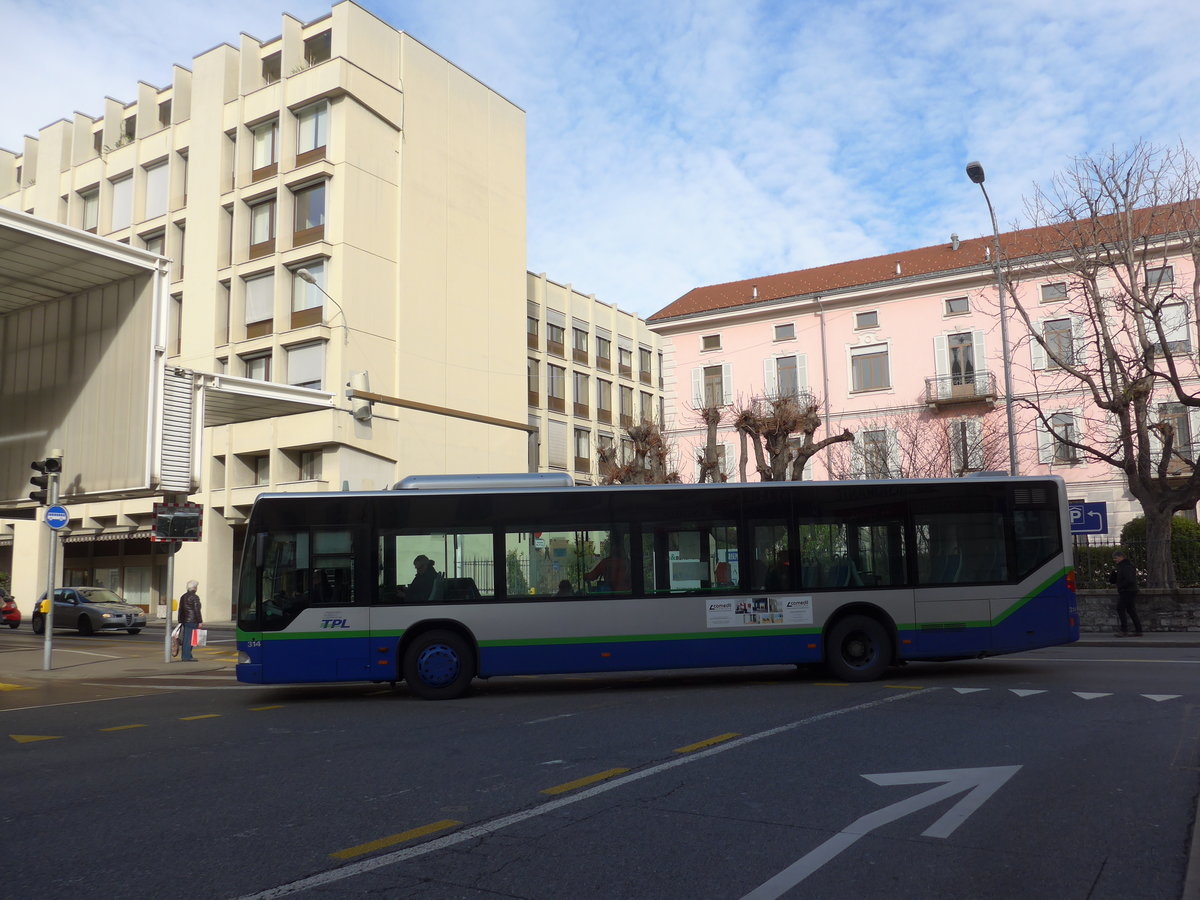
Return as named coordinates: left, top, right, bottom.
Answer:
left=1, top=593, right=19, bottom=629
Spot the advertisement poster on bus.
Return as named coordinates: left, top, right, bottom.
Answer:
left=706, top=596, right=813, bottom=628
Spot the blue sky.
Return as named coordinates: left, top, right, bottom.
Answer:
left=3, top=0, right=1199, bottom=318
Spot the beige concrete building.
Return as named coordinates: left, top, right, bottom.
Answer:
left=0, top=2, right=528, bottom=619
left=525, top=273, right=663, bottom=483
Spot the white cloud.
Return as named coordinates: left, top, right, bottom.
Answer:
left=4, top=0, right=1200, bottom=318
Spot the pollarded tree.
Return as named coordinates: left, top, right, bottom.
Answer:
left=597, top=420, right=681, bottom=484
left=1008, top=141, right=1200, bottom=587
left=731, top=391, right=853, bottom=481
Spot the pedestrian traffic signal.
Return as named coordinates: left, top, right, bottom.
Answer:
left=29, top=456, right=62, bottom=506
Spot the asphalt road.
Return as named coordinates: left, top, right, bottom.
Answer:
left=1, top=636, right=1198, bottom=899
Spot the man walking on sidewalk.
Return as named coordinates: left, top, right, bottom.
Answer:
left=1109, top=551, right=1143, bottom=637
left=178, top=580, right=204, bottom=661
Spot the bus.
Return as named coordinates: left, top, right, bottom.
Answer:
left=235, top=473, right=1078, bottom=698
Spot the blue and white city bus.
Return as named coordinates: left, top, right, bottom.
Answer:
left=235, top=473, right=1078, bottom=699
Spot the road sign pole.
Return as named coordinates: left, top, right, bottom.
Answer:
left=164, top=542, right=175, bottom=663
left=40, top=452, right=62, bottom=672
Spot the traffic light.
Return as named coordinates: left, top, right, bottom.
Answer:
left=29, top=456, right=62, bottom=506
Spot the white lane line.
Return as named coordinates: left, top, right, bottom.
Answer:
left=229, top=689, right=930, bottom=900
left=1029, top=656, right=1200, bottom=664
left=524, top=713, right=576, bottom=725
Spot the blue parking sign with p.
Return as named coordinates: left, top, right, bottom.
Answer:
left=1069, top=501, right=1108, bottom=535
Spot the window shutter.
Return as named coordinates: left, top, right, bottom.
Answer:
left=286, top=342, right=324, bottom=389
left=691, top=367, right=704, bottom=407
left=971, top=330, right=987, bottom=379
left=795, top=354, right=808, bottom=392
left=886, top=429, right=902, bottom=478
left=1072, top=316, right=1088, bottom=364
left=1036, top=419, right=1054, bottom=464
left=763, top=358, right=778, bottom=399
left=245, top=274, right=274, bottom=324
left=933, top=335, right=950, bottom=398
left=547, top=420, right=568, bottom=468
left=965, top=417, right=984, bottom=471
left=721, top=363, right=733, bottom=405
left=1031, top=322, right=1047, bottom=370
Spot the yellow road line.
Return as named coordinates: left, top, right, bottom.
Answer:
left=0, top=682, right=31, bottom=692
left=674, top=732, right=740, bottom=754
left=541, top=767, right=630, bottom=795
left=250, top=705, right=284, bottom=711
left=101, top=724, right=146, bottom=732
left=179, top=714, right=221, bottom=721
left=330, top=819, right=461, bottom=860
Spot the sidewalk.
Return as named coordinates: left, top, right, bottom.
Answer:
left=1074, top=631, right=1200, bottom=649
left=0, top=621, right=237, bottom=683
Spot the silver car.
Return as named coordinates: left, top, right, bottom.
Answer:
left=31, top=587, right=147, bottom=635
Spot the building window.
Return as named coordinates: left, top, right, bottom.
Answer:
left=1040, top=282, right=1067, bottom=303
left=1149, top=303, right=1190, bottom=354
left=774, top=323, right=795, bottom=341
left=619, top=385, right=634, bottom=427
left=573, top=371, right=589, bottom=417
left=158, top=99, right=172, bottom=129
left=702, top=365, right=726, bottom=407
left=862, top=428, right=892, bottom=477
left=304, top=30, right=332, bottom=66
left=262, top=52, right=281, bottom=85
left=254, top=455, right=271, bottom=485
left=618, top=347, right=633, bottom=378
left=296, top=102, right=328, bottom=165
left=169, top=293, right=182, bottom=356
left=639, top=347, right=652, bottom=385
left=244, top=272, right=274, bottom=338
left=122, top=116, right=136, bottom=141
left=948, top=332, right=976, bottom=386
left=850, top=345, right=890, bottom=392
left=546, top=323, right=565, bottom=357
left=597, top=379, right=612, bottom=424
left=248, top=197, right=276, bottom=258
left=144, top=162, right=169, bottom=220
left=574, top=428, right=591, bottom=473
left=1160, top=403, right=1195, bottom=472
left=944, top=296, right=969, bottom=315
left=243, top=352, right=272, bottom=382
left=251, top=120, right=278, bottom=181
left=949, top=418, right=984, bottom=474
left=300, top=450, right=322, bottom=481
left=527, top=316, right=538, bottom=349
left=856, top=311, right=879, bottom=330
left=293, top=181, right=326, bottom=245
left=1146, top=265, right=1174, bottom=290
left=596, top=335, right=612, bottom=370
left=527, top=359, right=539, bottom=406
left=1042, top=318, right=1074, bottom=369
left=640, top=391, right=654, bottom=423
left=80, top=189, right=99, bottom=233
left=701, top=334, right=721, bottom=352
left=110, top=175, right=133, bottom=231
left=287, top=341, right=324, bottom=390
left=572, top=327, right=589, bottom=363
left=773, top=355, right=799, bottom=399
left=1049, top=412, right=1078, bottom=464
left=547, top=364, right=565, bottom=413
left=291, top=260, right=325, bottom=328
left=143, top=231, right=165, bottom=257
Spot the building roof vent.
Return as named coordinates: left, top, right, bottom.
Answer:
left=895, top=262, right=902, bottom=276
left=752, top=284, right=758, bottom=300
left=951, top=233, right=960, bottom=250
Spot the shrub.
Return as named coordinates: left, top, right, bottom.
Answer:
left=1117, top=515, right=1200, bottom=586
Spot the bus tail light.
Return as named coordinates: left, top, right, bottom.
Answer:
left=1066, top=569, right=1077, bottom=593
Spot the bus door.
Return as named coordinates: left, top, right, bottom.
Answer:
left=254, top=526, right=372, bottom=683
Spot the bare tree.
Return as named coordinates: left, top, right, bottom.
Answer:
left=1009, top=141, right=1200, bottom=587
left=598, top=420, right=681, bottom=484
left=695, top=406, right=727, bottom=483
left=732, top=392, right=853, bottom=481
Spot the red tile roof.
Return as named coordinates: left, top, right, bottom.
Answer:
left=647, top=203, right=1199, bottom=323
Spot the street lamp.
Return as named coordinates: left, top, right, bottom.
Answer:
left=966, top=161, right=1019, bottom=477
left=297, top=267, right=348, bottom=343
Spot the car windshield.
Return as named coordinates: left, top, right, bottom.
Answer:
left=76, top=589, right=124, bottom=604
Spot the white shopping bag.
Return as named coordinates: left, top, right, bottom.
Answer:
left=192, top=628, right=208, bottom=648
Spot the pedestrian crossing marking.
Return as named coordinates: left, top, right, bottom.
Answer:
left=1143, top=694, right=1181, bottom=702
left=1009, top=689, right=1046, bottom=697
left=1072, top=692, right=1112, bottom=700
left=954, top=688, right=988, bottom=694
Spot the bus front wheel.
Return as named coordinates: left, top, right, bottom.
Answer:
left=825, top=614, right=892, bottom=682
left=402, top=629, right=475, bottom=700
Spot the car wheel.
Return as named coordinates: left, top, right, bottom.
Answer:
left=77, top=615, right=94, bottom=636
left=825, top=614, right=892, bottom=682
left=402, top=629, right=475, bottom=701
left=127, top=628, right=142, bottom=634
left=8, top=622, right=18, bottom=629
left=31, top=613, right=44, bottom=635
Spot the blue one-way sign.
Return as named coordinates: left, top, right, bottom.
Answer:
left=44, top=505, right=69, bottom=530
left=1069, top=501, right=1108, bottom=535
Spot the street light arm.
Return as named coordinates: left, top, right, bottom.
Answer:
left=297, top=268, right=348, bottom=343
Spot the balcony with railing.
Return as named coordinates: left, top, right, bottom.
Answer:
left=924, top=372, right=998, bottom=407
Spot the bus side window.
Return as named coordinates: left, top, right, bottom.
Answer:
left=641, top=522, right=738, bottom=594
left=751, top=522, right=791, bottom=591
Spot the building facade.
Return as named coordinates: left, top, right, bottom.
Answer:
left=525, top=273, right=664, bottom=483
left=649, top=225, right=1200, bottom=537
left=0, top=2, right=528, bottom=617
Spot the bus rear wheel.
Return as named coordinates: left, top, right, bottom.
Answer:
left=403, top=629, right=475, bottom=700
left=825, top=614, right=892, bottom=682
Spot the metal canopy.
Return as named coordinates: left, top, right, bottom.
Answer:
left=0, top=207, right=161, bottom=313
left=197, top=373, right=336, bottom=427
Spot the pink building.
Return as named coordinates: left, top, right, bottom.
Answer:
left=648, top=222, right=1200, bottom=538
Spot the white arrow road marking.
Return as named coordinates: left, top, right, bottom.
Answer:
left=1073, top=692, right=1112, bottom=700
left=953, top=687, right=989, bottom=694
left=1009, top=689, right=1046, bottom=697
left=740, top=765, right=1022, bottom=900
left=1143, top=694, right=1182, bottom=702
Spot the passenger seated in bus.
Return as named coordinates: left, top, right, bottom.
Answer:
left=586, top=547, right=631, bottom=591
left=714, top=562, right=735, bottom=588
left=402, top=555, right=439, bottom=603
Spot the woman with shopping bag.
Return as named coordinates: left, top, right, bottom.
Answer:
left=177, top=580, right=204, bottom=662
